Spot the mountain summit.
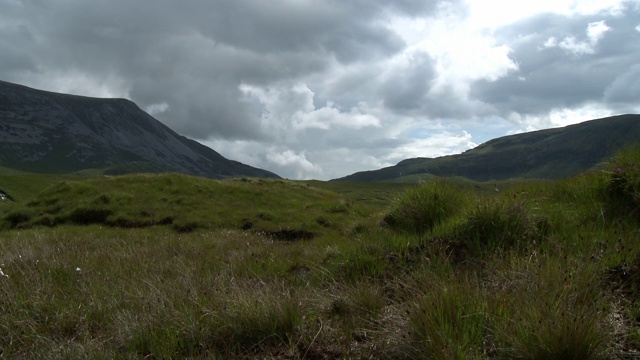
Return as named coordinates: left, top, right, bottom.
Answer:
left=0, top=80, right=279, bottom=178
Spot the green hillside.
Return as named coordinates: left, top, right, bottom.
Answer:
left=0, top=170, right=81, bottom=203
left=0, top=174, right=375, bottom=237
left=336, top=114, right=640, bottom=182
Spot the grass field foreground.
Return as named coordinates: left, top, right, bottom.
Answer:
left=1, top=147, right=640, bottom=358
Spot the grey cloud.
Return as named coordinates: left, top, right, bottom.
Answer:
left=302, top=127, right=407, bottom=151
left=604, top=64, right=640, bottom=104
left=380, top=52, right=435, bottom=111
left=470, top=8, right=640, bottom=118
left=0, top=0, right=440, bottom=141
left=423, top=85, right=498, bottom=120
left=187, top=1, right=407, bottom=59
left=49, top=0, right=407, bottom=65
left=310, top=65, right=384, bottom=112
left=341, top=0, right=443, bottom=17
left=329, top=135, right=407, bottom=151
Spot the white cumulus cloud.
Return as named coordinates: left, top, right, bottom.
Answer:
left=146, top=102, right=169, bottom=116
left=265, top=148, right=323, bottom=179
left=545, top=20, right=611, bottom=56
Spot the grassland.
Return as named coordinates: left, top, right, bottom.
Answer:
left=2, top=147, right=640, bottom=358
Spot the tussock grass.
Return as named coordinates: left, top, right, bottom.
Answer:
left=407, top=274, right=488, bottom=359
left=490, top=257, right=614, bottom=359
left=3, top=145, right=640, bottom=357
left=453, top=197, right=551, bottom=257
left=383, top=180, right=469, bottom=233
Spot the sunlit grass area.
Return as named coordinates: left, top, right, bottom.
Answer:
left=2, top=146, right=640, bottom=358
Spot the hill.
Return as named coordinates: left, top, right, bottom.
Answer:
left=0, top=174, right=370, bottom=236
left=0, top=80, right=279, bottom=178
left=335, top=114, right=640, bottom=182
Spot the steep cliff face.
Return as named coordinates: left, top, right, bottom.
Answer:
left=0, top=80, right=279, bottom=178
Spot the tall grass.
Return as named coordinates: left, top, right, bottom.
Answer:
left=407, top=274, right=488, bottom=359
left=491, top=258, right=613, bottom=359
left=0, top=227, right=310, bottom=358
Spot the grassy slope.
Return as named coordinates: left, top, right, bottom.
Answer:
left=0, top=170, right=82, bottom=203
left=2, top=153, right=640, bottom=358
left=303, top=179, right=411, bottom=207
left=337, top=114, right=640, bottom=182
left=0, top=174, right=377, bottom=238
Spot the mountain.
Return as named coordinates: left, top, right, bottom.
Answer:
left=335, top=114, right=640, bottom=182
left=0, top=80, right=279, bottom=179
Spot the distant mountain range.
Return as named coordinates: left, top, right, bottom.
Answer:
left=335, top=114, right=640, bottom=182
left=0, top=80, right=279, bottom=178
left=2, top=80, right=638, bottom=183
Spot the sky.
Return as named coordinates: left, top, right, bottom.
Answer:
left=1, top=0, right=639, bottom=180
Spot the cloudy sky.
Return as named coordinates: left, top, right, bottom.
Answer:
left=1, top=0, right=639, bottom=179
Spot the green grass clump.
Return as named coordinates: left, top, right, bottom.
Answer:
left=383, top=181, right=469, bottom=233
left=492, top=259, right=613, bottom=360
left=454, top=198, right=551, bottom=256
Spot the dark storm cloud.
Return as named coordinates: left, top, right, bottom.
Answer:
left=470, top=7, right=640, bottom=118
left=178, top=1, right=408, bottom=63
left=0, top=0, right=444, bottom=140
